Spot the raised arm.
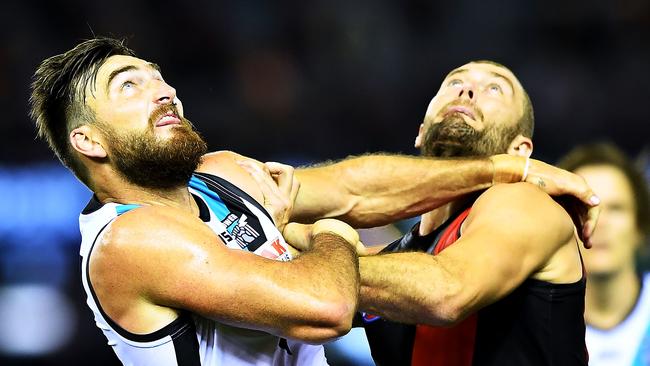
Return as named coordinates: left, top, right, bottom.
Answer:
left=197, top=151, right=599, bottom=244
left=293, top=153, right=599, bottom=243
left=293, top=154, right=494, bottom=227
left=91, top=207, right=360, bottom=343
left=357, top=182, right=578, bottom=325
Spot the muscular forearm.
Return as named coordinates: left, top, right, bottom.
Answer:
left=358, top=252, right=466, bottom=326
left=293, top=154, right=526, bottom=227
left=277, top=232, right=359, bottom=340
left=299, top=232, right=360, bottom=307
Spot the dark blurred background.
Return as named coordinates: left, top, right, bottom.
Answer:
left=0, top=0, right=648, bottom=365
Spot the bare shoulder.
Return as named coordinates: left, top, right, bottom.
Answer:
left=195, top=151, right=264, bottom=203
left=88, top=206, right=231, bottom=332
left=94, top=206, right=217, bottom=270
left=90, top=206, right=224, bottom=301
left=197, top=150, right=243, bottom=174
left=475, top=182, right=571, bottom=214
left=466, top=182, right=574, bottom=241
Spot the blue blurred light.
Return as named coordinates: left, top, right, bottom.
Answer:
left=0, top=163, right=90, bottom=246
left=0, top=164, right=90, bottom=286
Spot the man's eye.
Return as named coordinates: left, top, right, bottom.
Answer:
left=448, top=79, right=463, bottom=87
left=488, top=84, right=502, bottom=93
left=121, top=81, right=135, bottom=89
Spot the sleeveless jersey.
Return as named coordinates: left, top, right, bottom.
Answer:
left=586, top=272, right=650, bottom=366
left=361, top=205, right=588, bottom=366
left=79, top=172, right=327, bottom=366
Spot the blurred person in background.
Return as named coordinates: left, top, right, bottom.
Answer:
left=558, top=143, right=650, bottom=366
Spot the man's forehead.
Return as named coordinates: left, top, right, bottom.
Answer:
left=97, top=55, right=159, bottom=78
left=84, top=55, right=160, bottom=104
left=445, top=62, right=518, bottom=84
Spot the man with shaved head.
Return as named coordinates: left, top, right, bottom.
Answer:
left=345, top=61, right=590, bottom=365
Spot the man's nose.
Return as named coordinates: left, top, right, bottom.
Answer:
left=458, top=86, right=474, bottom=100
left=153, top=80, right=177, bottom=105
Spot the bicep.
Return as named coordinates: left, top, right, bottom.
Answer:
left=146, top=236, right=287, bottom=328
left=437, top=184, right=575, bottom=314
left=112, top=209, right=320, bottom=336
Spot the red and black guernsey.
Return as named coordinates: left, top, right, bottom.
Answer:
left=359, top=204, right=588, bottom=366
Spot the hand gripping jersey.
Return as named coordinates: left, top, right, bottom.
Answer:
left=79, top=172, right=327, bottom=366
left=361, top=204, right=588, bottom=366
left=586, top=272, right=650, bottom=366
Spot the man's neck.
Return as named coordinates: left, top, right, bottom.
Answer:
left=585, top=265, right=641, bottom=330
left=419, top=195, right=474, bottom=236
left=94, top=177, right=198, bottom=215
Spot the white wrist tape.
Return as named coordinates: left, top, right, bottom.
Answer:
left=521, top=157, right=531, bottom=182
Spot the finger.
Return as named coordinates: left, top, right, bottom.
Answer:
left=237, top=159, right=269, bottom=172
left=238, top=161, right=283, bottom=206
left=312, top=218, right=360, bottom=246
left=283, top=223, right=312, bottom=251
left=567, top=174, right=601, bottom=207
left=265, top=162, right=295, bottom=197
left=238, top=161, right=278, bottom=193
left=289, top=177, right=300, bottom=205
left=581, top=205, right=600, bottom=249
left=355, top=241, right=368, bottom=256
left=286, top=244, right=301, bottom=258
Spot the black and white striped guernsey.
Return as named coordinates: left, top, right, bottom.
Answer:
left=79, top=172, right=327, bottom=366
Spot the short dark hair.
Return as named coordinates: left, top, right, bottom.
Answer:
left=557, top=142, right=650, bottom=239
left=29, top=37, right=135, bottom=182
left=468, top=60, right=534, bottom=138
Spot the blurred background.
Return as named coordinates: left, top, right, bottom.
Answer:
left=1, top=0, right=649, bottom=365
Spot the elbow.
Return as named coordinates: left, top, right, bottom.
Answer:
left=316, top=296, right=356, bottom=338
left=426, top=301, right=467, bottom=327
left=420, top=280, right=471, bottom=327
left=286, top=299, right=356, bottom=344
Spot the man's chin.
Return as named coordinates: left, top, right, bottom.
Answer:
left=422, top=141, right=472, bottom=158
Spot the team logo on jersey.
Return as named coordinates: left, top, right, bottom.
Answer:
left=222, top=212, right=260, bottom=249
left=362, top=312, right=381, bottom=323
left=219, top=213, right=265, bottom=251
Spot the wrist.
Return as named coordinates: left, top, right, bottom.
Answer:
left=312, top=232, right=356, bottom=252
left=489, top=154, right=528, bottom=184
left=312, top=219, right=359, bottom=245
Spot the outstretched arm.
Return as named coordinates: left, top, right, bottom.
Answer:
left=293, top=153, right=599, bottom=243
left=293, top=154, right=494, bottom=227
left=357, top=182, right=577, bottom=325
left=197, top=151, right=599, bottom=245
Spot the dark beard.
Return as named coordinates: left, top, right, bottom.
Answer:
left=103, top=118, right=208, bottom=190
left=420, top=114, right=518, bottom=158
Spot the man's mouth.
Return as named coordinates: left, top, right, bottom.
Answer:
left=444, top=105, right=476, bottom=120
left=155, top=113, right=181, bottom=127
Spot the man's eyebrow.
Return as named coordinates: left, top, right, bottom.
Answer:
left=106, top=65, right=138, bottom=91
left=148, top=62, right=161, bottom=72
left=488, top=71, right=515, bottom=93
left=105, top=63, right=162, bottom=93
left=445, top=68, right=466, bottom=80
left=444, top=68, right=516, bottom=93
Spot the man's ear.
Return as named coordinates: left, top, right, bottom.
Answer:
left=69, top=125, right=107, bottom=158
left=507, top=134, right=533, bottom=158
left=414, top=123, right=425, bottom=148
